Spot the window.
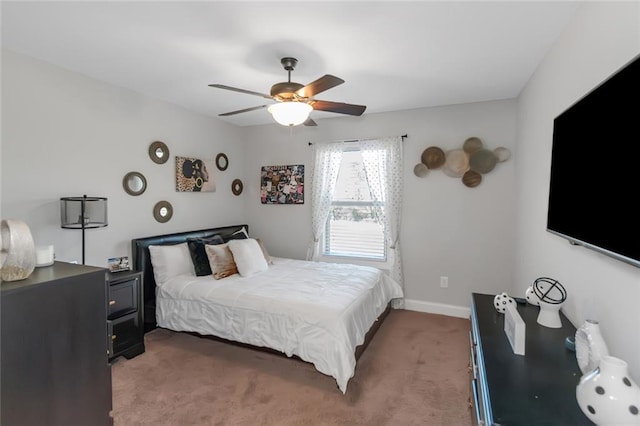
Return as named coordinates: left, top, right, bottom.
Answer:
left=323, top=147, right=386, bottom=260
left=309, top=136, right=403, bottom=298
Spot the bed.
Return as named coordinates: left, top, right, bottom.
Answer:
left=131, top=224, right=403, bottom=393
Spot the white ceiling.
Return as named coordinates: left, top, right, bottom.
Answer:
left=1, top=1, right=581, bottom=127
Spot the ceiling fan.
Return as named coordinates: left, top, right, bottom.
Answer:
left=209, top=57, right=366, bottom=126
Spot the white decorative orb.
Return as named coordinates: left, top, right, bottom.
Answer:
left=525, top=286, right=540, bottom=305
left=493, top=292, right=515, bottom=313
left=576, top=356, right=640, bottom=425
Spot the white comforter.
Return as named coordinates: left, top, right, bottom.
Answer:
left=156, top=257, right=403, bottom=393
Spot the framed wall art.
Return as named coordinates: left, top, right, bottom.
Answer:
left=175, top=156, right=216, bottom=192
left=261, top=165, right=304, bottom=204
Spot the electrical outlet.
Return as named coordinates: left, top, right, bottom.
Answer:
left=440, top=276, right=449, bottom=288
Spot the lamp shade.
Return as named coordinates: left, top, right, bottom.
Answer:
left=60, top=196, right=108, bottom=228
left=60, top=195, right=107, bottom=265
left=268, top=102, right=312, bottom=126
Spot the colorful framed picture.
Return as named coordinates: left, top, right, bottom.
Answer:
left=175, top=156, right=216, bottom=192
left=261, top=165, right=304, bottom=204
left=108, top=256, right=130, bottom=272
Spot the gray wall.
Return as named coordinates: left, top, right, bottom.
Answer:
left=1, top=50, right=248, bottom=267
left=515, top=1, right=640, bottom=381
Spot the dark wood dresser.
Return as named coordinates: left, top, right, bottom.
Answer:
left=1, top=262, right=113, bottom=425
left=469, top=292, right=593, bottom=425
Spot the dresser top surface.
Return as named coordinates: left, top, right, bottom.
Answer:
left=471, top=292, right=593, bottom=425
left=1, top=262, right=106, bottom=293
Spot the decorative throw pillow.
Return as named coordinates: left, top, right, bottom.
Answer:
left=148, top=243, right=196, bottom=286
left=227, top=238, right=269, bottom=277
left=187, top=234, right=225, bottom=276
left=255, top=238, right=273, bottom=265
left=205, top=243, right=238, bottom=279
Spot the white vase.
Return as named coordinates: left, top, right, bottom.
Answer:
left=0, top=219, right=36, bottom=282
left=537, top=300, right=563, bottom=328
left=575, top=320, right=610, bottom=375
left=576, top=355, right=640, bottom=425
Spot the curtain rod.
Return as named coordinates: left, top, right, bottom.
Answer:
left=308, top=134, right=407, bottom=146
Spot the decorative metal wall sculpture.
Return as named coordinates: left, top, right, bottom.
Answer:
left=414, top=137, right=510, bottom=187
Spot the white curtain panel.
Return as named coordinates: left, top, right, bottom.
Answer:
left=361, top=136, right=404, bottom=307
left=307, top=141, right=344, bottom=261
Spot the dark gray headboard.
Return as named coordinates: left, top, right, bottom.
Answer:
left=131, top=224, right=248, bottom=331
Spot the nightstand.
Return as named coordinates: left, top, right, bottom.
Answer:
left=107, top=269, right=145, bottom=360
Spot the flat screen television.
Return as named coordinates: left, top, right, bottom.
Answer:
left=547, top=54, right=640, bottom=268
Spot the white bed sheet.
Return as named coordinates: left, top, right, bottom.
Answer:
left=155, top=257, right=403, bottom=393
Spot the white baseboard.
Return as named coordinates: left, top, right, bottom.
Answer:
left=403, top=298, right=470, bottom=319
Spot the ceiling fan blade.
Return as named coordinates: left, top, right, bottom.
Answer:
left=295, top=75, right=344, bottom=98
left=303, top=117, right=318, bottom=127
left=209, top=84, right=273, bottom=100
left=310, top=100, right=366, bottom=116
left=218, top=105, right=268, bottom=117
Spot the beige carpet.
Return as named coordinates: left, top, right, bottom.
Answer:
left=111, top=309, right=472, bottom=426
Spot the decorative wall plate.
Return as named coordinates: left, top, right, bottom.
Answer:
left=494, top=147, right=511, bottom=162
left=216, top=153, right=229, bottom=171
left=463, top=137, right=483, bottom=153
left=421, top=146, right=445, bottom=169
left=413, top=163, right=429, bottom=177
left=442, top=149, right=470, bottom=178
left=122, top=171, right=147, bottom=196
left=153, top=201, right=173, bottom=223
left=149, top=141, right=169, bottom=164
left=462, top=170, right=482, bottom=188
left=469, top=149, right=498, bottom=174
left=231, top=179, right=243, bottom=195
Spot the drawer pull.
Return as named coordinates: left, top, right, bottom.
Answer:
left=109, top=300, right=116, bottom=306
left=111, top=334, right=117, bottom=340
left=471, top=379, right=483, bottom=425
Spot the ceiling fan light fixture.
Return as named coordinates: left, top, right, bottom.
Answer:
left=268, top=102, right=313, bottom=126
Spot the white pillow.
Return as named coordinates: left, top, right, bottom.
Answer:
left=149, top=243, right=195, bottom=286
left=227, top=238, right=268, bottom=277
